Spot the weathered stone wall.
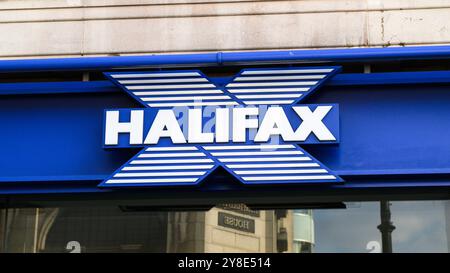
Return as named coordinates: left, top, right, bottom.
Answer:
left=1, top=0, right=449, bottom=58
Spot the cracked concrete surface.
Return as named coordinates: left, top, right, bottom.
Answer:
left=0, top=0, right=449, bottom=58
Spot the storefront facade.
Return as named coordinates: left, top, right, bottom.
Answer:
left=1, top=0, right=450, bottom=253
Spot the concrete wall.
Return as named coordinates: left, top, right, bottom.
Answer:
left=0, top=0, right=450, bottom=58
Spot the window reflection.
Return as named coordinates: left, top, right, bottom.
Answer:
left=292, top=210, right=314, bottom=253
left=390, top=201, right=450, bottom=253
left=313, top=202, right=381, bottom=253
left=0, top=201, right=448, bottom=253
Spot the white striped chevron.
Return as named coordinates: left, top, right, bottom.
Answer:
left=108, top=71, right=239, bottom=108
left=104, top=146, right=217, bottom=185
left=101, top=67, right=341, bottom=187
left=201, top=144, right=338, bottom=184
left=226, top=67, right=336, bottom=105
left=103, top=143, right=339, bottom=186
left=107, top=67, right=337, bottom=108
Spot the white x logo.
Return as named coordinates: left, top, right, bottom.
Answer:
left=100, top=67, right=342, bottom=187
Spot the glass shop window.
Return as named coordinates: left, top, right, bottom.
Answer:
left=0, top=200, right=448, bottom=253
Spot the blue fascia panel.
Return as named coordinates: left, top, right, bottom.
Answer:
left=1, top=45, right=450, bottom=73
left=1, top=66, right=450, bottom=194
left=3, top=71, right=450, bottom=96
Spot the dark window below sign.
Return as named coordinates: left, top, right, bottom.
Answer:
left=218, top=212, right=255, bottom=233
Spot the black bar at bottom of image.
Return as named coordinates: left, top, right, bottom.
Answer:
left=0, top=253, right=449, bottom=272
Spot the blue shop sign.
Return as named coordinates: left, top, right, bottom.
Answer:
left=1, top=46, right=450, bottom=196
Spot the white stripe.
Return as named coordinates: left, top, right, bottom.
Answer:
left=203, top=144, right=295, bottom=150
left=145, top=146, right=197, bottom=151
left=126, top=84, right=216, bottom=90
left=138, top=152, right=205, bottom=158
left=119, top=78, right=207, bottom=84
left=234, top=75, right=325, bottom=81
left=133, top=90, right=223, bottom=96
left=227, top=163, right=320, bottom=168
left=106, top=178, right=198, bottom=183
left=122, top=165, right=214, bottom=171
left=111, top=72, right=200, bottom=78
left=114, top=171, right=206, bottom=177
left=227, top=88, right=309, bottom=93
left=219, top=157, right=311, bottom=162
left=130, top=159, right=213, bottom=164
left=242, top=175, right=336, bottom=181
left=147, top=101, right=238, bottom=107
left=227, top=81, right=317, bottom=87
left=211, top=151, right=303, bottom=156
left=236, top=94, right=302, bottom=99
left=235, top=169, right=328, bottom=175
left=141, top=95, right=231, bottom=101
left=241, top=69, right=334, bottom=75
left=243, top=100, right=294, bottom=105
